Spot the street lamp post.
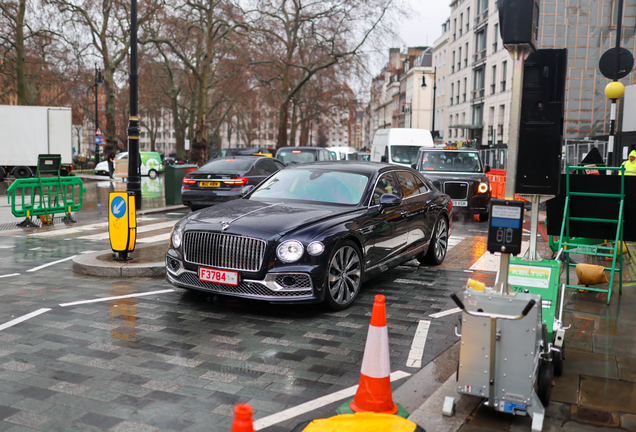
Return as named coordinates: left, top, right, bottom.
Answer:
left=94, top=64, right=103, bottom=163
left=127, top=0, right=141, bottom=209
left=422, top=67, right=437, bottom=139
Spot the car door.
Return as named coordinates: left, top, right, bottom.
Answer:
left=364, top=171, right=410, bottom=268
left=394, top=170, right=433, bottom=250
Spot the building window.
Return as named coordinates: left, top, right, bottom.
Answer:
left=474, top=68, right=484, bottom=99
left=450, top=83, right=454, bottom=105
left=452, top=51, right=456, bottom=73
left=501, top=61, right=508, bottom=92
left=465, top=42, right=469, bottom=67
left=458, top=47, right=462, bottom=71
left=476, top=29, right=487, bottom=62
left=466, top=7, right=470, bottom=32
left=453, top=18, right=457, bottom=40
left=463, top=77, right=467, bottom=102
left=441, top=77, right=445, bottom=95
left=493, top=24, right=499, bottom=52
left=456, top=81, right=460, bottom=104
left=491, top=65, right=497, bottom=94
left=459, top=13, right=463, bottom=36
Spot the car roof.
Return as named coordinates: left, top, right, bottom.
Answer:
left=276, top=147, right=325, bottom=151
left=282, top=160, right=409, bottom=175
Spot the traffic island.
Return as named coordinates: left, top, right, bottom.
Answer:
left=72, top=243, right=166, bottom=277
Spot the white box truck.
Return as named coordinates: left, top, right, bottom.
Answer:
left=0, top=105, right=74, bottom=180
left=370, top=128, right=435, bottom=167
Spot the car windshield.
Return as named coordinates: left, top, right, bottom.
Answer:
left=249, top=169, right=369, bottom=205
left=420, top=151, right=483, bottom=172
left=200, top=159, right=253, bottom=172
left=277, top=150, right=317, bottom=165
left=391, top=146, right=421, bottom=164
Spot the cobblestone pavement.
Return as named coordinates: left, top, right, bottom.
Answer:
left=0, top=213, right=496, bottom=431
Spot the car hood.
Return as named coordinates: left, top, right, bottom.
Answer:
left=421, top=171, right=489, bottom=182
left=183, top=198, right=356, bottom=239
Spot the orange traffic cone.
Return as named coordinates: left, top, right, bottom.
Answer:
left=231, top=404, right=254, bottom=432
left=336, top=294, right=408, bottom=418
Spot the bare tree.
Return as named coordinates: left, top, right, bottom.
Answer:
left=245, top=0, right=399, bottom=148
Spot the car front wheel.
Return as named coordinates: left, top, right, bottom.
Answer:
left=419, top=216, right=448, bottom=265
left=324, top=240, right=362, bottom=311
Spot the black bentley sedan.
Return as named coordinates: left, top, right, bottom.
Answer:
left=181, top=156, right=285, bottom=211
left=166, top=162, right=453, bottom=310
left=414, top=148, right=491, bottom=221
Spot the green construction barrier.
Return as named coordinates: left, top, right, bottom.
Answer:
left=7, top=173, right=86, bottom=227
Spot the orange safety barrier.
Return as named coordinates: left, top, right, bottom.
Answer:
left=486, top=169, right=525, bottom=201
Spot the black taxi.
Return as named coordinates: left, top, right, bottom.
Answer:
left=414, top=147, right=491, bottom=221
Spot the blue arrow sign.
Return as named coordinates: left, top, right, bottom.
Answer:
left=111, top=196, right=126, bottom=219
left=95, top=135, right=103, bottom=145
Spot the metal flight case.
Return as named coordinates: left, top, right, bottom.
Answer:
left=442, top=286, right=552, bottom=432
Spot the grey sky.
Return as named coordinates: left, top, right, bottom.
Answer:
left=399, top=1, right=450, bottom=49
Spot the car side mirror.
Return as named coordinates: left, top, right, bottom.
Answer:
left=411, top=163, right=417, bottom=169
left=240, top=185, right=255, bottom=197
left=379, top=194, right=402, bottom=212
left=380, top=156, right=387, bottom=163
left=484, top=165, right=491, bottom=173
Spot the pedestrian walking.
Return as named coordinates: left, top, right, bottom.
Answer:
left=619, top=150, right=636, bottom=176
left=107, top=152, right=115, bottom=179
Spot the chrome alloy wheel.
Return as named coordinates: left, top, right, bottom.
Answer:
left=327, top=245, right=361, bottom=306
left=434, top=217, right=448, bottom=262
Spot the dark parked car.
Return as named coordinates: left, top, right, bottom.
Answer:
left=166, top=162, right=453, bottom=310
left=275, top=147, right=336, bottom=165
left=414, top=148, right=491, bottom=221
left=181, top=156, right=285, bottom=211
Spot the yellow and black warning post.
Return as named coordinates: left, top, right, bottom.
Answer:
left=109, top=192, right=136, bottom=261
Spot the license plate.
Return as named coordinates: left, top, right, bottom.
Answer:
left=199, top=181, right=220, bottom=187
left=198, top=266, right=239, bottom=286
left=454, top=199, right=468, bottom=207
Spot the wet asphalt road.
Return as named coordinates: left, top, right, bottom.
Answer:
left=0, top=193, right=495, bottom=431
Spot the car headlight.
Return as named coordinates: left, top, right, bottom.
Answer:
left=171, top=224, right=184, bottom=248
left=277, top=240, right=304, bottom=263
left=478, top=182, right=489, bottom=193
left=307, top=241, right=325, bottom=256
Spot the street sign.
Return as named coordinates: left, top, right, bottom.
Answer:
left=599, top=47, right=634, bottom=80
left=109, top=192, right=136, bottom=259
left=95, top=127, right=102, bottom=136
left=95, top=135, right=103, bottom=145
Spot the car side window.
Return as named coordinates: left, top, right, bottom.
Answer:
left=256, top=159, right=279, bottom=175
left=414, top=173, right=431, bottom=194
left=395, top=171, right=422, bottom=198
left=273, top=160, right=285, bottom=170
left=371, top=172, right=401, bottom=206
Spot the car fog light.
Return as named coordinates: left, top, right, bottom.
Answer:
left=277, top=240, right=304, bottom=263
left=478, top=182, right=489, bottom=193
left=307, top=241, right=325, bottom=256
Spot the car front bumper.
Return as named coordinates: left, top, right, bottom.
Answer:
left=165, top=251, right=324, bottom=304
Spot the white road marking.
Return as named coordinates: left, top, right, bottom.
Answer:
left=469, top=241, right=529, bottom=272
left=59, top=289, right=175, bottom=307
left=429, top=307, right=462, bottom=319
left=29, top=247, right=42, bottom=251
left=137, top=233, right=171, bottom=244
left=406, top=320, right=430, bottom=368
left=79, top=220, right=176, bottom=241
left=448, top=236, right=464, bottom=249
left=27, top=255, right=78, bottom=272
left=0, top=308, right=50, bottom=332
left=0, top=273, right=20, bottom=279
left=27, top=217, right=157, bottom=238
left=0, top=245, right=15, bottom=249
left=252, top=370, right=411, bottom=430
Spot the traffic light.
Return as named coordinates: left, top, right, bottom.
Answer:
left=515, top=49, right=567, bottom=196
left=498, top=0, right=540, bottom=51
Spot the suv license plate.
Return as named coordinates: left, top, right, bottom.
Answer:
left=454, top=200, right=468, bottom=207
left=200, top=181, right=220, bottom=187
left=198, top=266, right=239, bottom=286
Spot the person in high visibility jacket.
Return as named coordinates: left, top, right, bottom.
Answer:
left=620, top=150, right=636, bottom=175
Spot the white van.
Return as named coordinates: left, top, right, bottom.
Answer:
left=328, top=146, right=357, bottom=160
left=370, top=128, right=435, bottom=167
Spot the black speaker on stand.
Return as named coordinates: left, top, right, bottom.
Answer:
left=515, top=48, right=568, bottom=196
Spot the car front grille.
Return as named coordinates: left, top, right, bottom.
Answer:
left=183, top=231, right=266, bottom=272
left=444, top=182, right=469, bottom=199
left=171, top=272, right=313, bottom=299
